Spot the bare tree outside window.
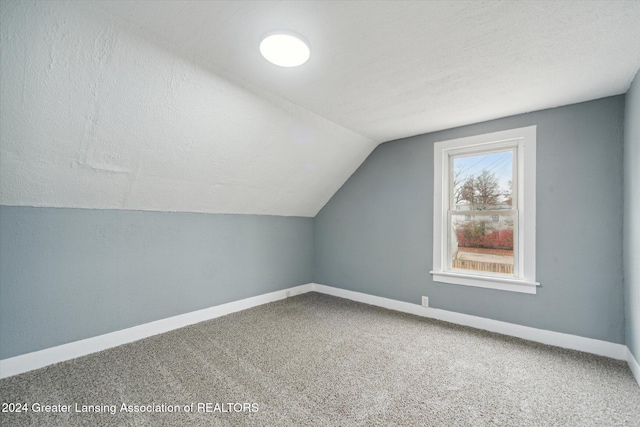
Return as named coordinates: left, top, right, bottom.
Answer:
left=451, top=151, right=514, bottom=274
left=432, top=126, right=537, bottom=293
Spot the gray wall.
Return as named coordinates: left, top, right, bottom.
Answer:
left=624, top=71, right=640, bottom=360
left=315, top=96, right=625, bottom=344
left=0, top=207, right=313, bottom=359
left=0, top=94, right=631, bottom=361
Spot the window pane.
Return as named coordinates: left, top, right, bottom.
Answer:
left=450, top=213, right=515, bottom=275
left=452, top=151, right=513, bottom=211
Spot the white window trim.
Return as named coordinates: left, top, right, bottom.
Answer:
left=430, top=126, right=539, bottom=294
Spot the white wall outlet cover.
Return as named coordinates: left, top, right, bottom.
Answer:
left=422, top=296, right=429, bottom=307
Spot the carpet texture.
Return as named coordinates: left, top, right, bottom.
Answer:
left=1, top=292, right=639, bottom=426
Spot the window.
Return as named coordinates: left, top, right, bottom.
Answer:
left=430, top=126, right=538, bottom=294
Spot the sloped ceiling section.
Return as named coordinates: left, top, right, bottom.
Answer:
left=2, top=1, right=640, bottom=217
left=0, top=0, right=375, bottom=217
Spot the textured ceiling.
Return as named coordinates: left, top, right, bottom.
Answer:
left=91, top=0, right=640, bottom=142
left=1, top=1, right=639, bottom=217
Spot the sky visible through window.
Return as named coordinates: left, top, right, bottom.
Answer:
left=452, top=150, right=515, bottom=273
left=454, top=151, right=512, bottom=191
left=453, top=151, right=513, bottom=208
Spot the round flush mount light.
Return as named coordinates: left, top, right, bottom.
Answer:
left=259, top=32, right=310, bottom=67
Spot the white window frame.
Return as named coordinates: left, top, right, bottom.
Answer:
left=430, top=126, right=539, bottom=294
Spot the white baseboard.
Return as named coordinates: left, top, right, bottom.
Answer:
left=312, top=284, right=639, bottom=388
left=0, top=283, right=313, bottom=379
left=628, top=347, right=640, bottom=387
left=2, top=282, right=637, bottom=389
left=311, top=284, right=629, bottom=361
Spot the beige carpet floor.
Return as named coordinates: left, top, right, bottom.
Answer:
left=1, top=292, right=639, bottom=426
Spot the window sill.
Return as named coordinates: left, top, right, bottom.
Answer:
left=430, top=271, right=539, bottom=294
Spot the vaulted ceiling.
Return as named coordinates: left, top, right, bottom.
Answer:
left=1, top=0, right=639, bottom=217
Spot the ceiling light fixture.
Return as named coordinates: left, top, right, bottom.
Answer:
left=259, top=32, right=310, bottom=67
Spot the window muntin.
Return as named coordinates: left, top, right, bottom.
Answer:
left=431, top=126, right=538, bottom=294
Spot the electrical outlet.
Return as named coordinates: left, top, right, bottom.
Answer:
left=422, top=296, right=429, bottom=307
left=286, top=291, right=291, bottom=298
